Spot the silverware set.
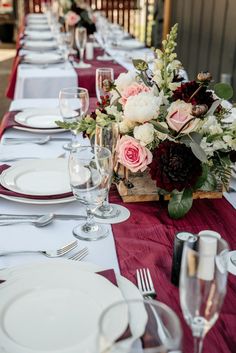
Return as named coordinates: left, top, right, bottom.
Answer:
left=3, top=136, right=71, bottom=145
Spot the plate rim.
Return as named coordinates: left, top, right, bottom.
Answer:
left=0, top=159, right=72, bottom=196
left=14, top=109, right=63, bottom=129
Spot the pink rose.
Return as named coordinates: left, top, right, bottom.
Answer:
left=121, top=84, right=150, bottom=106
left=116, top=136, right=152, bottom=173
left=66, top=11, right=80, bottom=26
left=166, top=100, right=199, bottom=133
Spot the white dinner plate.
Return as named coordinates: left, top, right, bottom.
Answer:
left=13, top=126, right=66, bottom=134
left=14, top=109, right=63, bottom=129
left=0, top=159, right=71, bottom=196
left=0, top=262, right=131, bottom=353
left=24, top=40, right=57, bottom=50
left=25, top=31, right=54, bottom=41
left=112, top=40, right=145, bottom=50
left=23, top=52, right=64, bottom=65
left=27, top=14, right=47, bottom=20
left=0, top=193, right=76, bottom=204
left=27, top=25, right=50, bottom=31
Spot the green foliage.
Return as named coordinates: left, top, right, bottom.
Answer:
left=168, top=188, right=193, bottom=219
left=132, top=59, right=149, bottom=71
left=214, top=83, right=233, bottom=100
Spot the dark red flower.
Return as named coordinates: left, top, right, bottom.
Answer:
left=172, top=81, right=215, bottom=109
left=149, top=141, right=202, bottom=192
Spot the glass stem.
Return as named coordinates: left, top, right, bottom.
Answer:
left=82, top=206, right=98, bottom=233
left=193, top=336, right=203, bottom=353
left=71, top=130, right=80, bottom=147
left=80, top=48, right=85, bottom=63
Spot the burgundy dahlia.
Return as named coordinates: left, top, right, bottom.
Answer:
left=149, top=141, right=202, bottom=192
left=172, top=81, right=215, bottom=109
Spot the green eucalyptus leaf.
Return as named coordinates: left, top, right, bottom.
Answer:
left=199, top=172, right=217, bottom=191
left=214, top=83, right=233, bottom=100
left=132, top=59, right=149, bottom=71
left=190, top=141, right=207, bottom=163
left=194, top=164, right=208, bottom=190
left=168, top=189, right=193, bottom=219
left=151, top=120, right=169, bottom=134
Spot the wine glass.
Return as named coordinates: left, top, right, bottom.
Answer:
left=74, top=27, right=91, bottom=69
left=96, top=68, right=114, bottom=103
left=68, top=146, right=112, bottom=241
left=59, top=87, right=89, bottom=150
left=98, top=299, right=182, bottom=353
left=179, top=235, right=229, bottom=353
left=94, top=122, right=128, bottom=221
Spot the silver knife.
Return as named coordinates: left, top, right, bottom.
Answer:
left=0, top=214, right=86, bottom=221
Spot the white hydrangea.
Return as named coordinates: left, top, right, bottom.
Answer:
left=133, top=123, right=155, bottom=146
left=201, top=115, right=223, bottom=135
left=123, top=92, right=161, bottom=123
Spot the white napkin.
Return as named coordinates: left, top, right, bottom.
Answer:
left=0, top=143, right=65, bottom=162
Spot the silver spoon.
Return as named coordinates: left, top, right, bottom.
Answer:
left=0, top=214, right=54, bottom=227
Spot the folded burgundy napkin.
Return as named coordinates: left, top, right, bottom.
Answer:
left=0, top=111, right=21, bottom=138
left=97, top=269, right=118, bottom=286
left=0, top=164, right=73, bottom=200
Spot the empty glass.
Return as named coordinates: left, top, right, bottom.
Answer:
left=59, top=87, right=89, bottom=150
left=180, top=235, right=229, bottom=353
left=96, top=68, right=114, bottom=103
left=98, top=299, right=182, bottom=353
left=68, top=146, right=112, bottom=241
left=74, top=27, right=91, bottom=69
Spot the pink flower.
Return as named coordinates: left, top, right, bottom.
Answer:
left=116, top=136, right=152, bottom=173
left=121, top=84, right=150, bottom=106
left=166, top=100, right=199, bottom=133
left=66, top=11, right=80, bottom=26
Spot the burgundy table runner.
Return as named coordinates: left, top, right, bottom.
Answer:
left=110, top=189, right=236, bottom=353
left=74, top=48, right=127, bottom=97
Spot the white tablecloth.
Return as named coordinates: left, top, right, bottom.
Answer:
left=0, top=98, right=120, bottom=272
left=14, top=62, right=78, bottom=99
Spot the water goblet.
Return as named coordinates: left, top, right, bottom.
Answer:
left=59, top=87, right=89, bottom=150
left=96, top=68, right=114, bottom=103
left=179, top=235, right=229, bottom=353
left=74, top=27, right=91, bottom=69
left=68, top=146, right=112, bottom=241
left=98, top=299, right=182, bottom=353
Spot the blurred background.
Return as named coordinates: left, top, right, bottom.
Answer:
left=0, top=0, right=235, bottom=116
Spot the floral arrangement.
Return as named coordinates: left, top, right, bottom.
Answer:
left=58, top=24, right=235, bottom=218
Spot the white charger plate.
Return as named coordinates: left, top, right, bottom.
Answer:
left=0, top=193, right=76, bottom=204
left=113, top=40, right=145, bottom=50
left=14, top=109, right=63, bottom=129
left=24, top=40, right=57, bottom=50
left=13, top=126, right=66, bottom=134
left=0, top=159, right=71, bottom=196
left=0, top=262, right=131, bottom=353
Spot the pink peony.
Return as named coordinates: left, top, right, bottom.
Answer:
left=65, top=11, right=80, bottom=26
left=166, top=100, right=199, bottom=133
left=121, top=84, right=150, bottom=106
left=116, top=135, right=152, bottom=173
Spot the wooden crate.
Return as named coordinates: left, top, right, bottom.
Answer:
left=115, top=167, right=223, bottom=203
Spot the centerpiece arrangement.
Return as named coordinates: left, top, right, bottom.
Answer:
left=58, top=24, right=236, bottom=219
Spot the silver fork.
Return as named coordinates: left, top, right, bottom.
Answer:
left=0, top=240, right=77, bottom=258
left=136, top=268, right=156, bottom=298
left=68, top=247, right=89, bottom=261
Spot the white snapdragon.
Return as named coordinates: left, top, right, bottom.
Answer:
left=201, top=115, right=223, bottom=135
left=133, top=123, right=155, bottom=146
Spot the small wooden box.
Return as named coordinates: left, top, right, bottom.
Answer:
left=115, top=167, right=223, bottom=203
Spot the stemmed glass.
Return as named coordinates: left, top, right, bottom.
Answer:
left=59, top=87, right=89, bottom=150
left=180, top=235, right=229, bottom=353
left=68, top=146, right=112, bottom=241
left=98, top=299, right=182, bottom=353
left=74, top=27, right=91, bottom=69
left=94, top=122, right=127, bottom=220
left=96, top=68, right=114, bottom=103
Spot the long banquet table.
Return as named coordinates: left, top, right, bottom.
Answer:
left=0, top=97, right=236, bottom=353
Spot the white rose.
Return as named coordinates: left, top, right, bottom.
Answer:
left=124, top=92, right=161, bottom=123
left=114, top=71, right=136, bottom=93
left=133, top=123, right=154, bottom=146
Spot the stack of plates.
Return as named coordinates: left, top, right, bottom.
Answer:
left=24, top=40, right=58, bottom=51
left=0, top=261, right=141, bottom=353
left=112, top=40, right=145, bottom=50
left=25, top=31, right=53, bottom=41
left=26, top=24, right=50, bottom=32
left=14, top=109, right=64, bottom=132
left=0, top=159, right=75, bottom=204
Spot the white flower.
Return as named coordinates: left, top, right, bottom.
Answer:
left=119, top=119, right=137, bottom=134
left=223, top=135, right=236, bottom=150
left=106, top=106, right=123, bottom=121
left=114, top=71, right=137, bottom=94
left=169, top=59, right=182, bottom=71
left=133, top=123, right=155, bottom=146
left=201, top=115, right=223, bottom=135
left=124, top=92, right=161, bottom=123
